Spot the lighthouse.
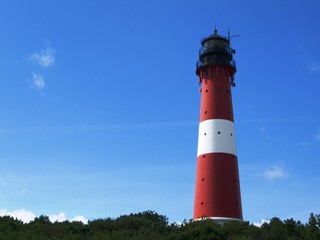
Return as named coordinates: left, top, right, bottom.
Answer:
left=193, top=28, right=243, bottom=222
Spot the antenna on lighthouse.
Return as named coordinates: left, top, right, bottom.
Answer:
left=228, top=29, right=240, bottom=41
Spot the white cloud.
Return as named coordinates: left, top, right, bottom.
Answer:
left=264, top=164, right=288, bottom=180
left=48, top=213, right=88, bottom=224
left=70, top=215, right=89, bottom=224
left=253, top=218, right=270, bottom=227
left=49, top=212, right=67, bottom=222
left=32, top=73, right=45, bottom=91
left=0, top=209, right=88, bottom=224
left=0, top=209, right=36, bottom=223
left=49, top=213, right=88, bottom=224
left=29, top=43, right=55, bottom=68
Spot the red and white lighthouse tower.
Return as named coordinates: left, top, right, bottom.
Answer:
left=194, top=28, right=243, bottom=222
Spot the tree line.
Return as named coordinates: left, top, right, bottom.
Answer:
left=0, top=210, right=319, bottom=240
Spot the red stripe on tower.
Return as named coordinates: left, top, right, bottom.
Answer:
left=194, top=28, right=243, bottom=222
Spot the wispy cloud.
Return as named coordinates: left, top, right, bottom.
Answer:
left=0, top=209, right=88, bottom=224
left=0, top=177, right=7, bottom=187
left=28, top=43, right=55, bottom=68
left=300, top=142, right=309, bottom=147
left=32, top=73, right=46, bottom=92
left=10, top=188, right=27, bottom=197
left=27, top=42, right=55, bottom=94
left=260, top=125, right=266, bottom=134
left=0, top=121, right=197, bottom=135
left=238, top=116, right=320, bottom=124
left=263, top=164, right=288, bottom=180
left=299, top=48, right=320, bottom=74
left=309, top=62, right=320, bottom=73
left=315, top=130, right=320, bottom=142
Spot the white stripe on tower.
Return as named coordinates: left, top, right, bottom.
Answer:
left=197, top=119, right=237, bottom=157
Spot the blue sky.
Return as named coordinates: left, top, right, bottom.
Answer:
left=0, top=0, right=320, bottom=224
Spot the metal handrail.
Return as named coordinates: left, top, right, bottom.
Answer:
left=196, top=59, right=236, bottom=70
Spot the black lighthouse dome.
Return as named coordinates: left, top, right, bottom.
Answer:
left=196, top=28, right=236, bottom=74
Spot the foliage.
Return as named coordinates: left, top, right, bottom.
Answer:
left=0, top=211, right=319, bottom=239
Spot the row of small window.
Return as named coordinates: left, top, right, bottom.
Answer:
left=204, top=110, right=232, bottom=115
left=201, top=155, right=236, bottom=159
left=203, top=132, right=233, bottom=136
left=200, top=178, right=238, bottom=182
left=200, top=88, right=231, bottom=93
